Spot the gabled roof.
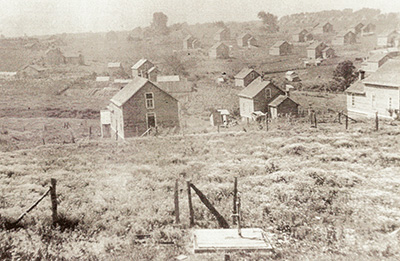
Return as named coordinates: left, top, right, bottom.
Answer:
left=366, top=53, right=388, bottom=63
left=157, top=75, right=180, bottom=82
left=272, top=40, right=289, bottom=48
left=211, top=42, right=228, bottom=49
left=148, top=66, right=159, bottom=74
left=307, top=41, right=326, bottom=49
left=378, top=29, right=399, bottom=37
left=45, top=48, right=62, bottom=55
left=108, top=62, right=121, bottom=68
left=362, top=59, right=400, bottom=87
left=238, top=32, right=251, bottom=39
left=345, top=81, right=365, bottom=94
left=235, top=68, right=258, bottom=79
left=238, top=79, right=272, bottom=98
left=131, top=58, right=150, bottom=70
left=184, top=35, right=194, bottom=41
left=293, top=28, right=308, bottom=34
left=268, top=95, right=299, bottom=107
left=21, top=64, right=46, bottom=72
left=336, top=30, right=355, bottom=37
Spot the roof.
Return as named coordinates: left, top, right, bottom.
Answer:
left=148, top=66, right=159, bottom=74
left=307, top=41, right=326, bottom=49
left=211, top=42, right=228, bottom=49
left=21, top=64, right=46, bottom=72
left=272, top=40, right=289, bottom=48
left=238, top=32, right=251, bottom=39
left=345, top=81, right=365, bottom=94
left=362, top=59, right=400, bottom=87
left=378, top=29, right=398, bottom=37
left=268, top=95, right=299, bottom=107
left=293, top=28, right=308, bottom=34
left=157, top=75, right=180, bottom=82
left=96, top=76, right=110, bottom=82
left=367, top=53, right=388, bottom=63
left=336, top=30, right=354, bottom=37
left=157, top=79, right=192, bottom=93
left=238, top=79, right=272, bottom=98
left=45, top=48, right=62, bottom=55
left=322, top=46, right=334, bottom=52
left=285, top=71, right=297, bottom=75
left=113, top=79, right=132, bottom=84
left=131, top=58, right=150, bottom=70
left=184, top=35, right=194, bottom=41
left=235, top=68, right=257, bottom=79
left=216, top=28, right=228, bottom=34
left=108, top=62, right=121, bottom=68
left=110, top=77, right=148, bottom=106
left=217, top=109, right=230, bottom=115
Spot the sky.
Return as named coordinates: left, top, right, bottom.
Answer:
left=0, top=0, right=398, bottom=37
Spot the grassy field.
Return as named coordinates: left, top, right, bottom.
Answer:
left=1, top=119, right=400, bottom=260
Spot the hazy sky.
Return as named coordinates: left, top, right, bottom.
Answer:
left=0, top=0, right=398, bottom=37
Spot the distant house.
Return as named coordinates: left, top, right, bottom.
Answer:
left=307, top=41, right=327, bottom=59
left=210, top=109, right=230, bottom=126
left=237, top=33, right=253, bottom=47
left=362, top=23, right=376, bottom=35
left=108, top=62, right=124, bottom=76
left=346, top=59, right=400, bottom=119
left=157, top=75, right=193, bottom=102
left=214, top=28, right=230, bottom=41
left=106, top=31, right=118, bottom=42
left=332, top=31, right=356, bottom=45
left=234, top=68, right=261, bottom=87
left=18, top=64, right=46, bottom=77
left=238, top=78, right=299, bottom=119
left=377, top=30, right=399, bottom=47
left=183, top=35, right=200, bottom=49
left=313, top=22, right=334, bottom=34
left=352, top=23, right=365, bottom=35
left=361, top=53, right=390, bottom=72
left=131, top=59, right=159, bottom=80
left=269, top=41, right=293, bottom=56
left=64, top=52, right=84, bottom=65
left=322, top=46, right=335, bottom=59
left=45, top=48, right=65, bottom=65
left=107, top=77, right=180, bottom=139
left=292, top=29, right=313, bottom=42
left=285, top=71, right=300, bottom=82
left=247, top=37, right=257, bottom=47
left=209, top=42, right=229, bottom=59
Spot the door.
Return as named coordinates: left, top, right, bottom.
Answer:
left=147, top=113, right=156, bottom=129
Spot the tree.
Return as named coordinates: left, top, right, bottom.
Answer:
left=333, top=60, right=358, bottom=91
left=257, top=11, right=279, bottom=33
left=151, top=12, right=169, bottom=35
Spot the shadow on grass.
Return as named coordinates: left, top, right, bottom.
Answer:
left=54, top=213, right=80, bottom=232
left=0, top=216, right=25, bottom=230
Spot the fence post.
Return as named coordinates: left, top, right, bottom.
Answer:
left=187, top=181, right=194, bottom=227
left=174, top=179, right=180, bottom=224
left=338, top=112, right=341, bottom=124
left=375, top=112, right=379, bottom=131
left=265, top=114, right=269, bottom=132
left=89, top=126, right=92, bottom=139
left=233, top=177, right=238, bottom=225
left=314, top=112, right=317, bottom=128
left=50, top=178, right=58, bottom=226
left=217, top=125, right=220, bottom=133
left=345, top=114, right=348, bottom=130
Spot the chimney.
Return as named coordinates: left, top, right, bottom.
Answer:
left=359, top=70, right=365, bottom=81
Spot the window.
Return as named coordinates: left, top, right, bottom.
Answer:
left=265, top=88, right=272, bottom=99
left=145, top=92, right=154, bottom=109
left=351, top=94, right=355, bottom=106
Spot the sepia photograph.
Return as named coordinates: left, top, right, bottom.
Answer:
left=0, top=0, right=400, bottom=260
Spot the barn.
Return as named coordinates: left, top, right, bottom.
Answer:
left=269, top=41, right=293, bottom=56
left=332, top=31, right=356, bottom=45
left=108, top=62, right=125, bottom=76
left=209, top=42, right=229, bottom=59
left=214, top=28, right=230, bottom=41
left=107, top=77, right=180, bottom=139
left=377, top=30, right=399, bottom=47
left=234, top=68, right=261, bottom=87
left=307, top=41, right=327, bottom=59
left=346, top=59, right=400, bottom=119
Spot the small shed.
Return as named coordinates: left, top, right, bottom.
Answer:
left=322, top=47, right=335, bottom=59
left=269, top=41, right=293, bottom=56
left=307, top=41, right=327, bottom=59
left=210, top=109, right=230, bottom=126
left=247, top=37, right=257, bottom=47
left=108, top=62, right=124, bottom=75
left=131, top=59, right=155, bottom=78
left=332, top=31, right=356, bottom=45
left=292, top=29, right=309, bottom=42
left=209, top=42, right=229, bottom=59
left=234, top=68, right=261, bottom=87
left=183, top=35, right=198, bottom=49
left=268, top=95, right=299, bottom=119
left=313, top=22, right=334, bottom=34
left=362, top=23, right=376, bottom=35
left=45, top=48, right=65, bottom=65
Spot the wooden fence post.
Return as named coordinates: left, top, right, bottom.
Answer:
left=375, top=112, right=379, bottom=131
left=345, top=114, right=348, bottom=130
left=217, top=125, right=220, bottom=133
left=338, top=112, right=341, bottom=124
left=233, top=177, right=238, bottom=225
left=89, top=126, right=92, bottom=139
left=174, top=179, right=180, bottom=224
left=187, top=181, right=194, bottom=227
left=265, top=114, right=269, bottom=132
left=314, top=112, right=317, bottom=128
left=50, top=178, right=58, bottom=226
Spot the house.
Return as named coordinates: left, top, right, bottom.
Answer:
left=214, top=28, right=230, bottom=41
left=346, top=59, right=400, bottom=119
left=332, top=31, right=357, bottom=45
left=247, top=37, right=257, bottom=47
left=209, top=42, right=229, bottom=59
left=131, top=59, right=157, bottom=79
left=377, top=30, right=399, bottom=47
left=322, top=46, right=335, bottom=59
left=18, top=64, right=46, bottom=77
left=352, top=23, right=365, bottom=35
left=107, top=77, right=180, bottom=139
left=156, top=75, right=193, bottom=102
left=210, top=109, right=230, bottom=126
left=234, top=68, right=261, bottom=87
left=237, top=33, right=253, bottom=47
left=285, top=71, right=300, bottom=82
left=307, top=41, right=327, bottom=59
left=313, top=22, right=334, bottom=34
left=269, top=41, right=293, bottom=56
left=361, top=53, right=390, bottom=72
left=238, top=78, right=286, bottom=119
left=183, top=35, right=200, bottom=49
left=45, top=48, right=65, bottom=65
left=362, top=23, right=376, bottom=35
left=268, top=95, right=299, bottom=119
left=63, top=52, right=84, bottom=65
left=292, top=29, right=313, bottom=42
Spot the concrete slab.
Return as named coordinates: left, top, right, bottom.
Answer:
left=193, top=228, right=273, bottom=253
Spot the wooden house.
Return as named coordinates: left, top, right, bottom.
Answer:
left=377, top=30, right=399, bottom=47
left=269, top=95, right=299, bottom=118
left=18, top=64, right=46, bottom=77
left=209, top=42, right=229, bottom=59
left=237, top=33, right=252, bottom=47
left=107, top=77, right=180, bottom=139
left=234, top=68, right=261, bottom=87
left=238, top=78, right=298, bottom=119
left=292, top=29, right=312, bottom=42
left=362, top=23, right=376, bottom=35
left=322, top=46, right=335, bottom=59
left=131, top=59, right=157, bottom=79
left=64, top=52, right=84, bottom=65
left=214, top=28, right=230, bottom=41
left=313, top=22, right=334, bottom=34
left=269, top=41, right=293, bottom=56
left=361, top=53, right=389, bottom=72
left=183, top=35, right=198, bottom=49
left=332, top=31, right=356, bottom=45
left=346, top=59, right=400, bottom=119
left=45, top=48, right=65, bottom=65
left=307, top=41, right=327, bottom=59
left=352, top=23, right=365, bottom=35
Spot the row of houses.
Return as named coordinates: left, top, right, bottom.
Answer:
left=45, top=48, right=85, bottom=66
